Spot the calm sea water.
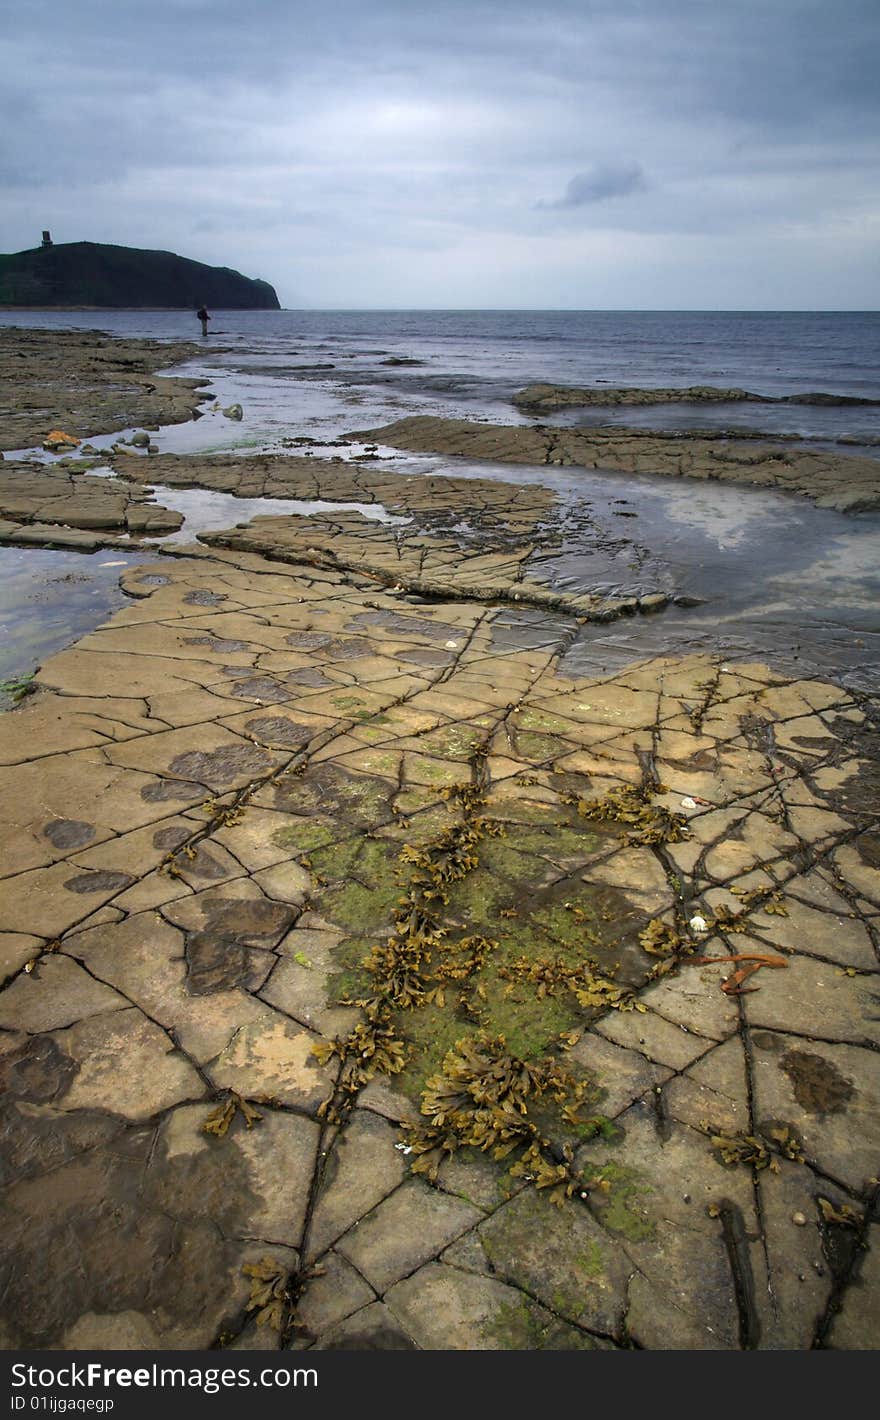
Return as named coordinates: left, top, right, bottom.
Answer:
left=4, top=307, right=879, bottom=446
left=1, top=308, right=879, bottom=693
left=2, top=306, right=879, bottom=397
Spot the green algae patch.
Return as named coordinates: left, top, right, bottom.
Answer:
left=404, top=754, right=467, bottom=787
left=481, top=964, right=577, bottom=1057
left=492, top=880, right=638, bottom=973
left=0, top=671, right=36, bottom=707
left=504, top=821, right=609, bottom=864
left=379, top=803, right=453, bottom=845
left=352, top=723, right=393, bottom=744
left=316, top=798, right=651, bottom=1117
left=392, top=985, right=575, bottom=1105
left=309, top=834, right=400, bottom=888
left=444, top=870, right=518, bottom=933
left=588, top=1161, right=655, bottom=1241
left=392, top=786, right=445, bottom=817
left=330, top=693, right=383, bottom=718
left=576, top=1238, right=606, bottom=1279
left=274, top=763, right=395, bottom=828
left=395, top=1004, right=480, bottom=1102
left=482, top=1296, right=598, bottom=1350
left=483, top=794, right=559, bottom=825
left=408, top=723, right=492, bottom=760
left=511, top=894, right=605, bottom=951
left=516, top=709, right=574, bottom=734
left=347, top=749, right=400, bottom=776
left=473, top=839, right=558, bottom=892
left=270, top=815, right=342, bottom=854
left=326, top=934, right=378, bottom=1006
left=312, top=747, right=647, bottom=1218
left=313, top=874, right=401, bottom=933
left=479, top=1190, right=611, bottom=1323
left=511, top=729, right=573, bottom=762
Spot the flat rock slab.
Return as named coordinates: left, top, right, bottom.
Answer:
left=358, top=415, right=880, bottom=512
left=512, top=381, right=880, bottom=413
left=0, top=460, right=183, bottom=535
left=0, top=531, right=878, bottom=1351
left=0, top=328, right=207, bottom=450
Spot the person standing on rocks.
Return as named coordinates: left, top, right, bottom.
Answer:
left=197, top=305, right=211, bottom=337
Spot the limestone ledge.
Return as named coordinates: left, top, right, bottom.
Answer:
left=198, top=511, right=668, bottom=621
left=0, top=544, right=877, bottom=1352
left=0, top=327, right=210, bottom=451
left=356, top=415, right=880, bottom=513
left=513, top=382, right=880, bottom=413
left=0, top=460, right=182, bottom=536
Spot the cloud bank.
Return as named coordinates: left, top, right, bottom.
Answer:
left=1, top=0, right=878, bottom=308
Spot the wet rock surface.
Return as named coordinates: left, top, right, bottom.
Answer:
left=513, top=382, right=880, bottom=414
left=128, top=449, right=655, bottom=617
left=112, top=448, right=559, bottom=533
left=359, top=414, right=880, bottom=512
left=0, top=329, right=877, bottom=1352
left=0, top=459, right=183, bottom=536
left=0, top=328, right=209, bottom=451
left=0, top=536, right=877, bottom=1351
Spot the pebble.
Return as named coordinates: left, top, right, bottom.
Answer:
left=792, top=1211, right=807, bottom=1226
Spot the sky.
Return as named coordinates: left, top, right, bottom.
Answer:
left=2, top=0, right=878, bottom=309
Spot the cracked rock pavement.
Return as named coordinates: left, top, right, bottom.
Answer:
left=1, top=511, right=877, bottom=1350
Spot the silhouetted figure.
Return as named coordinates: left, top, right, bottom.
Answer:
left=197, top=305, right=211, bottom=337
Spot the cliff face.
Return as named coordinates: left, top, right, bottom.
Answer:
left=0, top=241, right=280, bottom=309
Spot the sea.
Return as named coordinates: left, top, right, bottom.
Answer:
left=1, top=308, right=879, bottom=699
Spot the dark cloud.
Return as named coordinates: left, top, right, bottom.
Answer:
left=537, top=162, right=646, bottom=209
left=1, top=1, right=878, bottom=307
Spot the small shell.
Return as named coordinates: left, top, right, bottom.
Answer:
left=689, top=914, right=709, bottom=933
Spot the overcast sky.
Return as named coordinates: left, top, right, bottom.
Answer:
left=2, top=0, right=878, bottom=308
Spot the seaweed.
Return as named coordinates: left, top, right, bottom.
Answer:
left=203, top=1091, right=263, bottom=1137
left=242, top=1257, right=290, bottom=1331
left=401, top=1031, right=609, bottom=1206
left=710, top=1131, right=776, bottom=1171
left=311, top=739, right=635, bottom=1199
left=638, top=917, right=682, bottom=957
left=817, top=1197, right=861, bottom=1228
left=565, top=783, right=687, bottom=846
left=497, top=953, right=642, bottom=1013
left=314, top=1015, right=409, bottom=1120
left=312, top=775, right=504, bottom=1121
left=708, top=1121, right=805, bottom=1171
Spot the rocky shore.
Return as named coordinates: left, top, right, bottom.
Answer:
left=359, top=415, right=880, bottom=513
left=0, top=329, right=877, bottom=1352
left=513, top=382, right=880, bottom=413
left=0, top=327, right=209, bottom=450
left=0, top=459, right=183, bottom=539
